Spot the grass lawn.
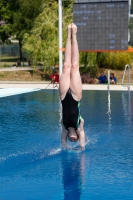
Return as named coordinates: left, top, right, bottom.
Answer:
left=0, top=56, right=18, bottom=68
left=0, top=56, right=29, bottom=68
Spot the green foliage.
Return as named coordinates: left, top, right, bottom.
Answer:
left=13, top=0, right=43, bottom=40
left=99, top=52, right=133, bottom=70
left=0, top=0, right=43, bottom=57
left=80, top=52, right=97, bottom=69
left=79, top=52, right=98, bottom=77
left=22, top=1, right=58, bottom=67
left=0, top=0, right=13, bottom=43
left=0, top=73, right=4, bottom=77
left=22, top=0, right=74, bottom=69
left=62, top=0, right=74, bottom=47
left=79, top=50, right=133, bottom=76
left=1, top=0, right=132, bottom=75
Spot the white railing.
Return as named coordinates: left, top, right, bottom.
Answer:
left=122, top=64, right=130, bottom=91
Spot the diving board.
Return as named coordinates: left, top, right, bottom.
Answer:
left=0, top=88, right=40, bottom=98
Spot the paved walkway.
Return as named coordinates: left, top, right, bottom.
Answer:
left=0, top=67, right=33, bottom=71
left=0, top=81, right=132, bottom=91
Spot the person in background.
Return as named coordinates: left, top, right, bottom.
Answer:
left=86, top=73, right=94, bottom=84
left=50, top=70, right=59, bottom=84
left=59, top=23, right=85, bottom=150
left=110, top=73, right=117, bottom=84
left=28, top=60, right=31, bottom=66
left=98, top=71, right=107, bottom=84
left=81, top=72, right=94, bottom=84
left=17, top=58, right=21, bottom=67
left=12, top=63, right=17, bottom=68
left=81, top=72, right=87, bottom=83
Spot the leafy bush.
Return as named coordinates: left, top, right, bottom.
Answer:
left=99, top=52, right=133, bottom=70
left=79, top=52, right=98, bottom=77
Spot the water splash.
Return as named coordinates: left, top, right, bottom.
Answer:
left=0, top=147, right=62, bottom=172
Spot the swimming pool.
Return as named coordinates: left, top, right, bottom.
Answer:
left=0, top=90, right=133, bottom=200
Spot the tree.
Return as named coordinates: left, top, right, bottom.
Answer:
left=12, top=0, right=44, bottom=59
left=22, top=0, right=74, bottom=69
left=0, top=0, right=14, bottom=43
left=79, top=52, right=98, bottom=77
left=0, top=0, right=43, bottom=59
left=22, top=1, right=58, bottom=68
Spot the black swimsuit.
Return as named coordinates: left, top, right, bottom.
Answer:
left=61, top=90, right=82, bottom=130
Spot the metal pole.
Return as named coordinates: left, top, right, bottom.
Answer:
left=122, top=64, right=127, bottom=86
left=107, top=70, right=110, bottom=91
left=128, top=64, right=130, bottom=92
left=58, top=0, right=63, bottom=76
left=107, top=89, right=111, bottom=131
left=129, top=0, right=131, bottom=15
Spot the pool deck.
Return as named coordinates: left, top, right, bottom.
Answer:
left=0, top=81, right=133, bottom=91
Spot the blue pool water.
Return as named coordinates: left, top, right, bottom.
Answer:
left=0, top=90, right=133, bottom=200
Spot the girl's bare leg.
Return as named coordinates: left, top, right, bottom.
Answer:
left=59, top=24, right=72, bottom=100
left=70, top=23, right=82, bottom=101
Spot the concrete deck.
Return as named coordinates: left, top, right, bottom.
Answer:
left=0, top=81, right=132, bottom=91
left=0, top=88, right=40, bottom=98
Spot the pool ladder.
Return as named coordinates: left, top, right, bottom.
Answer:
left=122, top=64, right=130, bottom=91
